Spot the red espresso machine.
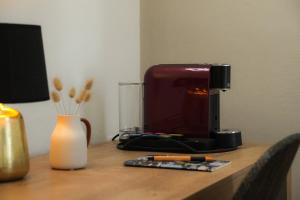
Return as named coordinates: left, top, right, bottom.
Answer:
left=117, top=64, right=242, bottom=153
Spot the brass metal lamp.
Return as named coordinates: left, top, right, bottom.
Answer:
left=0, top=23, right=49, bottom=181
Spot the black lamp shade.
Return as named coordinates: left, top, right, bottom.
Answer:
left=0, top=23, right=49, bottom=103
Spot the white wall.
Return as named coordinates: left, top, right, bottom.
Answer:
left=0, top=0, right=140, bottom=156
left=141, top=0, right=300, bottom=199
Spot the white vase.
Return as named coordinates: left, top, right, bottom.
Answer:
left=49, top=115, right=91, bottom=170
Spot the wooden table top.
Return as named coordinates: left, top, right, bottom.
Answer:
left=0, top=142, right=269, bottom=200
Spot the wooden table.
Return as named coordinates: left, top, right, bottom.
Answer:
left=0, top=142, right=269, bottom=200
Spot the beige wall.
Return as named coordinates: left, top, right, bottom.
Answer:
left=0, top=0, right=140, bottom=156
left=141, top=0, right=300, bottom=199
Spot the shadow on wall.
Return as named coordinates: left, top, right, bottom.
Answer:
left=82, top=90, right=106, bottom=144
left=79, top=71, right=106, bottom=144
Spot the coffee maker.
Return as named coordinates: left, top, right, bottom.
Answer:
left=117, top=64, right=242, bottom=153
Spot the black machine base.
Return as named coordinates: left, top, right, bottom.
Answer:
left=116, top=131, right=242, bottom=154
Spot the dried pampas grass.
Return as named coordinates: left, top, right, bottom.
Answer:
left=69, top=87, right=76, bottom=98
left=84, top=92, right=91, bottom=102
left=74, top=90, right=86, bottom=114
left=53, top=78, right=63, bottom=91
left=84, top=79, right=94, bottom=90
left=53, top=77, right=66, bottom=113
left=79, top=89, right=88, bottom=102
left=51, top=91, right=62, bottom=113
left=68, top=87, right=76, bottom=114
left=51, top=77, right=93, bottom=115
left=51, top=91, right=60, bottom=103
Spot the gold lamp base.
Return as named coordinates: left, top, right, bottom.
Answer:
left=0, top=104, right=29, bottom=182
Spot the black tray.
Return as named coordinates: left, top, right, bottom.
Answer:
left=116, top=134, right=240, bottom=154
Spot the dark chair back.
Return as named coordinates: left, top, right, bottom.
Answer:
left=233, top=133, right=300, bottom=200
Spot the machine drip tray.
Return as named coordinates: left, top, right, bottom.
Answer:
left=116, top=133, right=242, bottom=154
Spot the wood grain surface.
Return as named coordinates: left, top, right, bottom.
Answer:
left=0, top=142, right=269, bottom=200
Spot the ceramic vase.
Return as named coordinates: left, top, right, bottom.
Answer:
left=49, top=115, right=91, bottom=170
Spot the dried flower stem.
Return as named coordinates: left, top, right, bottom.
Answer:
left=74, top=89, right=86, bottom=115
left=74, top=104, right=81, bottom=115
left=60, top=93, right=67, bottom=114
left=53, top=77, right=66, bottom=114
left=51, top=91, right=61, bottom=113
left=74, top=91, right=92, bottom=115
left=68, top=87, right=76, bottom=114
